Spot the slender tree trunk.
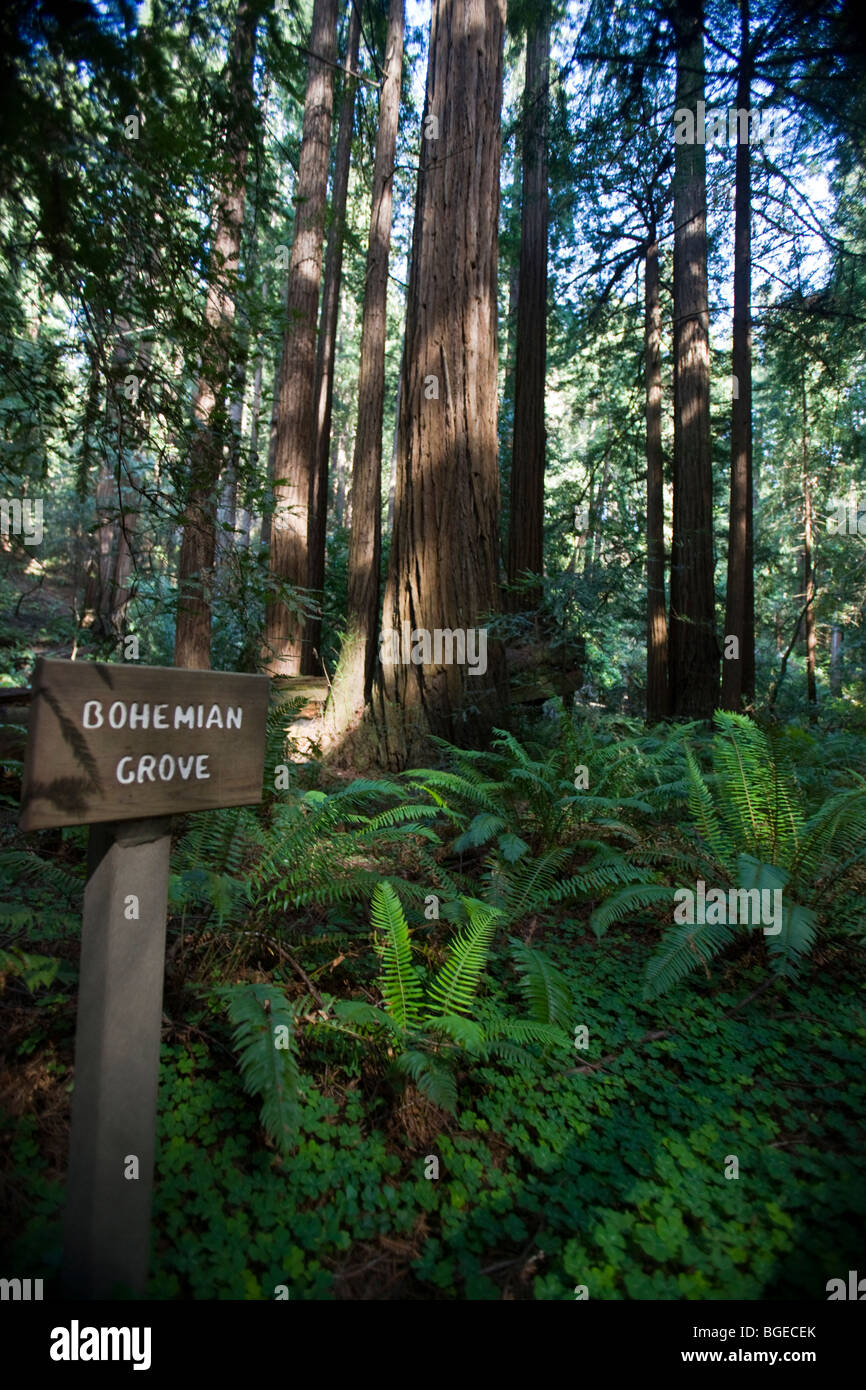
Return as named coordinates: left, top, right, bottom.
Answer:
left=721, top=0, right=754, bottom=712
left=829, top=625, right=842, bottom=694
left=174, top=0, right=258, bottom=669
left=385, top=339, right=404, bottom=536
left=802, top=380, right=818, bottom=720
left=506, top=9, right=549, bottom=611
left=84, top=460, right=117, bottom=633
left=645, top=235, right=668, bottom=720
left=262, top=0, right=338, bottom=676
left=327, top=0, right=404, bottom=730
left=377, top=0, right=508, bottom=767
left=303, top=1, right=362, bottom=674
left=240, top=347, right=263, bottom=547
left=669, top=0, right=718, bottom=716
left=111, top=488, right=139, bottom=634
left=584, top=445, right=611, bottom=580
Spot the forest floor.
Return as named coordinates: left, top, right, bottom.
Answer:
left=3, top=908, right=864, bottom=1299
left=1, top=587, right=865, bottom=1300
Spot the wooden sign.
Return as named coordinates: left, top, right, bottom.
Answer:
left=20, top=659, right=270, bottom=830
left=19, top=659, right=270, bottom=1299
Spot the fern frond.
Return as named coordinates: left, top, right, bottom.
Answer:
left=423, top=900, right=502, bottom=1018
left=394, top=1049, right=458, bottom=1112
left=643, top=918, right=738, bottom=999
left=589, top=883, right=674, bottom=939
left=371, top=881, right=423, bottom=1031
left=221, top=983, right=301, bottom=1157
left=508, top=937, right=573, bottom=1026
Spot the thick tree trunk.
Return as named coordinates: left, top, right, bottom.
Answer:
left=668, top=0, right=718, bottom=717
left=645, top=235, right=668, bottom=721
left=327, top=0, right=404, bottom=731
left=721, top=0, right=753, bottom=713
left=303, top=2, right=362, bottom=675
left=377, top=0, right=508, bottom=767
left=506, top=10, right=549, bottom=611
left=261, top=0, right=338, bottom=676
left=174, top=0, right=258, bottom=669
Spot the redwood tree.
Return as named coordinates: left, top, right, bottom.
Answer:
left=328, top=0, right=404, bottom=731
left=668, top=0, right=719, bottom=716
left=262, top=0, right=338, bottom=676
left=303, top=0, right=362, bottom=675
left=645, top=233, right=668, bottom=720
left=377, top=0, right=508, bottom=767
left=721, top=0, right=755, bottom=712
left=506, top=5, right=549, bottom=611
left=174, top=0, right=259, bottom=669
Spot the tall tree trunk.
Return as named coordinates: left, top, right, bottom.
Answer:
left=645, top=234, right=668, bottom=720
left=385, top=338, right=404, bottom=536
left=327, top=0, right=404, bottom=730
left=174, top=0, right=258, bottom=669
left=303, top=1, right=362, bottom=674
left=802, top=380, right=818, bottom=720
left=377, top=0, right=508, bottom=767
left=111, top=488, right=139, bottom=634
left=668, top=0, right=718, bottom=716
left=84, top=459, right=117, bottom=634
left=240, top=346, right=263, bottom=547
left=506, top=8, right=549, bottom=612
left=721, top=0, right=754, bottom=712
left=261, top=0, right=338, bottom=676
left=829, top=624, right=842, bottom=694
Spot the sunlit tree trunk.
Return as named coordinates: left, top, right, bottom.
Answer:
left=327, top=0, right=404, bottom=731
left=304, top=1, right=362, bottom=674
left=261, top=0, right=338, bottom=676
left=377, top=0, right=508, bottom=767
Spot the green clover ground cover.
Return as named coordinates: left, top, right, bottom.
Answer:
left=13, top=926, right=861, bottom=1299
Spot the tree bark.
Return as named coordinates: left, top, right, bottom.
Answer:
left=721, top=0, right=754, bottom=713
left=377, top=0, right=508, bottom=767
left=174, top=0, right=258, bottom=669
left=261, top=0, right=338, bottom=676
left=303, top=1, right=362, bottom=675
left=668, top=0, right=719, bottom=717
left=506, top=9, right=549, bottom=611
left=802, top=379, right=818, bottom=720
left=645, top=235, right=668, bottom=720
left=326, top=0, right=404, bottom=731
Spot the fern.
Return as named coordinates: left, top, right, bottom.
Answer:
left=221, top=982, right=302, bottom=1157
left=371, top=881, right=423, bottom=1030
left=643, top=917, right=738, bottom=1000
left=507, top=937, right=573, bottom=1026
left=394, top=1049, right=458, bottom=1112
left=590, top=883, right=675, bottom=939
left=424, top=902, right=502, bottom=1018
left=0, top=850, right=84, bottom=902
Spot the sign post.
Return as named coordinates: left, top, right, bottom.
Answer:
left=20, top=660, right=270, bottom=1298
